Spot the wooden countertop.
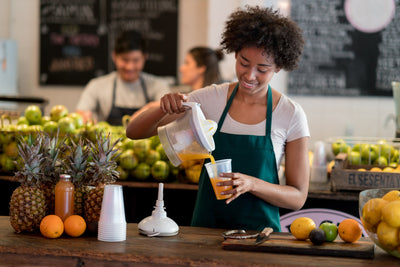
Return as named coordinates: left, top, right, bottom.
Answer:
left=0, top=216, right=398, bottom=266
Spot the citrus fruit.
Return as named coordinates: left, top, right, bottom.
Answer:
left=381, top=200, right=400, bottom=228
left=362, top=198, right=387, bottom=226
left=68, top=112, right=84, bottom=129
left=382, top=190, right=400, bottom=202
left=370, top=167, right=382, bottom=172
left=290, top=217, right=316, bottom=240
left=338, top=219, right=362, bottom=243
left=64, top=215, right=86, bottom=237
left=24, top=105, right=42, bottom=125
left=43, top=121, right=59, bottom=135
left=58, top=117, right=76, bottom=135
left=377, top=221, right=400, bottom=250
left=361, top=217, right=377, bottom=233
left=319, top=222, right=338, bottom=242
left=40, top=215, right=64, bottom=238
left=309, top=228, right=326, bottom=245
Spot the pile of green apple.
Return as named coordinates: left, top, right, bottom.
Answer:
left=0, top=104, right=180, bottom=182
left=116, top=135, right=179, bottom=182
left=331, top=139, right=400, bottom=167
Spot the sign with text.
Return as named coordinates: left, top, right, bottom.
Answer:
left=40, top=0, right=178, bottom=86
left=289, top=0, right=400, bottom=96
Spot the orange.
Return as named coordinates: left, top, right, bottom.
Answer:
left=290, top=217, right=316, bottom=240
left=64, top=215, right=86, bottom=237
left=40, top=215, right=64, bottom=238
left=382, top=190, right=400, bottom=202
left=338, top=219, right=362, bottom=243
left=369, top=167, right=382, bottom=172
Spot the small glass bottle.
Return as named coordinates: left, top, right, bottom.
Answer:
left=55, top=174, right=74, bottom=221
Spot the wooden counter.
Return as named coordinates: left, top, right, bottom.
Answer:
left=0, top=216, right=398, bottom=266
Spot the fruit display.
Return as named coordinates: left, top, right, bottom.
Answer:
left=289, top=216, right=362, bottom=246
left=330, top=138, right=400, bottom=168
left=360, top=188, right=400, bottom=258
left=0, top=104, right=199, bottom=184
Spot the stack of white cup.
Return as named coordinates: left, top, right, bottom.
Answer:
left=98, top=184, right=127, bottom=242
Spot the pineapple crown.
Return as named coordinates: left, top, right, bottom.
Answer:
left=62, top=137, right=91, bottom=187
left=87, top=132, right=121, bottom=186
left=14, top=134, right=45, bottom=186
left=40, top=131, right=68, bottom=183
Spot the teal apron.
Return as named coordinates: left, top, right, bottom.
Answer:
left=191, top=83, right=281, bottom=232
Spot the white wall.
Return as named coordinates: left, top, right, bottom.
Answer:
left=0, top=0, right=397, bottom=147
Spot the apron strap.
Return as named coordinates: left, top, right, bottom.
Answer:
left=217, top=83, right=273, bottom=136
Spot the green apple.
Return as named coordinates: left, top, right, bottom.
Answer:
left=332, top=139, right=350, bottom=156
left=68, top=112, right=84, bottom=129
left=58, top=117, right=76, bottom=135
left=133, top=138, right=151, bottom=162
left=361, top=144, right=379, bottom=164
left=50, top=104, right=68, bottom=122
left=133, top=163, right=151, bottom=180
left=24, top=105, right=42, bottom=125
left=374, top=156, right=388, bottom=166
left=145, top=149, right=161, bottom=166
left=348, top=151, right=361, bottom=165
left=151, top=160, right=170, bottom=181
left=319, top=222, right=338, bottom=242
left=43, top=121, right=59, bottom=135
left=156, top=143, right=168, bottom=161
left=41, top=115, right=51, bottom=126
left=119, top=149, right=138, bottom=170
left=149, top=135, right=161, bottom=149
left=352, top=143, right=362, bottom=152
left=17, top=116, right=29, bottom=126
left=116, top=166, right=129, bottom=180
left=122, top=138, right=135, bottom=150
left=379, top=144, right=395, bottom=160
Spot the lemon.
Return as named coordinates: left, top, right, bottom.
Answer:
left=381, top=200, right=400, bottom=228
left=377, top=221, right=400, bottom=250
left=382, top=190, right=400, bottom=202
left=382, top=167, right=394, bottom=172
left=362, top=198, right=387, bottom=226
left=290, top=217, right=316, bottom=240
left=370, top=167, right=382, bottom=172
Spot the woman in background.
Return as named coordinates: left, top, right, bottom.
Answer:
left=179, top=46, right=224, bottom=90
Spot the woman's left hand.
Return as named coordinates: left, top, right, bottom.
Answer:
left=217, top=172, right=255, bottom=204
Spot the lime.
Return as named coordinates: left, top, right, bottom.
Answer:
left=319, top=222, right=338, bottom=242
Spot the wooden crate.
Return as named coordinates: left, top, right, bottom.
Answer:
left=330, top=153, right=400, bottom=191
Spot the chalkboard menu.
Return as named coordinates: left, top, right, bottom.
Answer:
left=288, top=0, right=400, bottom=96
left=40, top=0, right=178, bottom=86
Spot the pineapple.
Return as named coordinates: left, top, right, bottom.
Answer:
left=84, top=133, right=121, bottom=223
left=62, top=137, right=91, bottom=216
left=40, top=132, right=67, bottom=215
left=9, top=134, right=46, bottom=233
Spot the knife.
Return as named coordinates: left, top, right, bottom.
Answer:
left=255, top=227, right=273, bottom=245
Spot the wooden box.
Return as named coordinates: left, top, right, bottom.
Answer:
left=330, top=153, right=400, bottom=191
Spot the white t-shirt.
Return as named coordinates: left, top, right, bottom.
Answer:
left=76, top=71, right=170, bottom=122
left=187, top=83, right=310, bottom=168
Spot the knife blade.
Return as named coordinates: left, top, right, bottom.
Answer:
left=255, top=227, right=273, bottom=245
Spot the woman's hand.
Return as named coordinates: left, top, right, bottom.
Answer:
left=160, top=93, right=187, bottom=114
left=218, top=172, right=256, bottom=204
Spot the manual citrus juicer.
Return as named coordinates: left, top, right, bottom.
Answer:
left=157, top=102, right=218, bottom=166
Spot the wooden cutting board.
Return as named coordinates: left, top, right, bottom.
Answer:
left=222, top=232, right=375, bottom=259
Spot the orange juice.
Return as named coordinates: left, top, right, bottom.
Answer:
left=178, top=153, right=216, bottom=164
left=55, top=174, right=74, bottom=221
left=210, top=177, right=233, bottom=200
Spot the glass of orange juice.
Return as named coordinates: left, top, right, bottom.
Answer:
left=205, top=159, right=233, bottom=200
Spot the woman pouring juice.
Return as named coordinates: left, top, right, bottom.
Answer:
left=126, top=6, right=310, bottom=232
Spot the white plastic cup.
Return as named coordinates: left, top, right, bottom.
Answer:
left=205, top=159, right=233, bottom=200
left=98, top=184, right=126, bottom=242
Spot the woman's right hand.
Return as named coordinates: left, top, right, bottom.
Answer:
left=160, top=93, right=187, bottom=114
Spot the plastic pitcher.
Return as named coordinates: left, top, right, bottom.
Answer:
left=157, top=102, right=217, bottom=166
